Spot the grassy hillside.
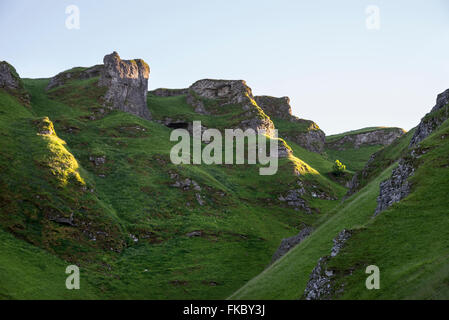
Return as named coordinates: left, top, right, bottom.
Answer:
left=229, top=163, right=395, bottom=299
left=230, top=118, right=449, bottom=300
left=0, top=75, right=346, bottom=299
left=329, top=119, right=449, bottom=299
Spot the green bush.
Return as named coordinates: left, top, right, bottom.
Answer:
left=333, top=159, right=346, bottom=175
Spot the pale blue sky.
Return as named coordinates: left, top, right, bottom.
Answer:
left=1, top=0, right=449, bottom=134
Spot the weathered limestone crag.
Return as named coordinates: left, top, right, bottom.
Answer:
left=410, top=89, right=449, bottom=147
left=303, top=229, right=353, bottom=300
left=255, top=95, right=325, bottom=153
left=0, top=61, right=22, bottom=90
left=99, top=52, right=151, bottom=120
left=374, top=88, right=449, bottom=216
left=374, top=159, right=414, bottom=216
left=0, top=61, right=29, bottom=103
left=327, top=128, right=405, bottom=151
left=271, top=227, right=313, bottom=264
left=186, top=79, right=275, bottom=135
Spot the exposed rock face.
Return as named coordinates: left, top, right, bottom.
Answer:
left=277, top=139, right=293, bottom=158
left=99, top=52, right=151, bottom=120
left=254, top=96, right=292, bottom=119
left=303, top=229, right=353, bottom=300
left=149, top=88, right=189, bottom=97
left=0, top=61, right=29, bottom=104
left=189, top=79, right=253, bottom=104
left=271, top=227, right=313, bottom=264
left=255, top=95, right=325, bottom=153
left=374, top=159, right=414, bottom=216
left=0, top=61, right=22, bottom=90
left=186, top=79, right=275, bottom=135
left=278, top=183, right=312, bottom=214
left=285, top=128, right=325, bottom=153
left=374, top=88, right=449, bottom=216
left=46, top=65, right=103, bottom=90
left=327, top=128, right=405, bottom=151
left=410, top=89, right=449, bottom=147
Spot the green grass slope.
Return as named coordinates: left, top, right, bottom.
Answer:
left=0, top=74, right=346, bottom=299
left=328, top=119, right=449, bottom=299
left=230, top=119, right=449, bottom=300
left=229, top=163, right=395, bottom=299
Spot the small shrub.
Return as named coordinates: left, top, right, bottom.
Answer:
left=333, top=159, right=346, bottom=175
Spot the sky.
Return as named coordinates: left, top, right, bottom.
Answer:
left=1, top=0, right=449, bottom=134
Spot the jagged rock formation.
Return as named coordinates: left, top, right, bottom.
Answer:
left=254, top=96, right=293, bottom=119
left=374, top=88, right=449, bottom=216
left=46, top=65, right=103, bottom=90
left=271, top=227, right=313, bottom=264
left=279, top=188, right=312, bottom=214
left=255, top=95, right=325, bottom=153
left=99, top=52, right=151, bottom=120
left=0, top=61, right=29, bottom=103
left=286, top=128, right=325, bottom=154
left=326, top=128, right=405, bottom=151
left=186, top=79, right=275, bottom=135
left=374, top=159, right=415, bottom=216
left=149, top=88, right=188, bottom=97
left=303, top=229, right=353, bottom=300
left=410, top=89, right=449, bottom=147
left=0, top=61, right=22, bottom=90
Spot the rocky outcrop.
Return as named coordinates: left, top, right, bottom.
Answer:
left=46, top=65, right=103, bottom=91
left=327, top=128, right=405, bottom=151
left=278, top=187, right=312, bottom=214
left=285, top=127, right=325, bottom=153
left=254, top=96, right=292, bottom=119
left=149, top=88, right=189, bottom=97
left=271, top=227, right=313, bottom=264
left=374, top=88, right=449, bottom=216
left=189, top=79, right=253, bottom=105
left=0, top=61, right=22, bottom=90
left=0, top=61, right=29, bottom=103
left=186, top=79, right=275, bottom=136
left=99, top=52, right=151, bottom=120
left=410, top=89, right=449, bottom=147
left=255, top=95, right=325, bottom=153
left=303, top=229, right=353, bottom=300
left=374, top=159, right=414, bottom=216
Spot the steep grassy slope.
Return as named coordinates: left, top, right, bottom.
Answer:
left=229, top=164, right=395, bottom=299
left=0, top=74, right=346, bottom=299
left=0, top=227, right=100, bottom=299
left=230, top=119, right=449, bottom=300
left=346, top=128, right=416, bottom=196
left=328, top=119, right=449, bottom=299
